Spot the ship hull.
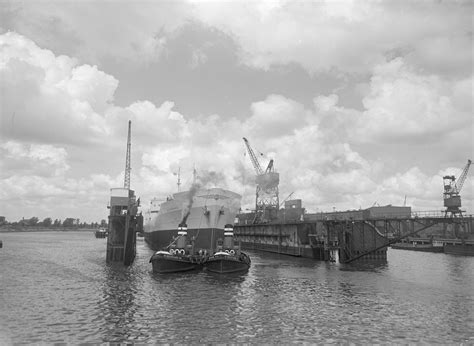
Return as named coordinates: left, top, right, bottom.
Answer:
left=144, top=227, right=227, bottom=251
left=144, top=188, right=241, bottom=252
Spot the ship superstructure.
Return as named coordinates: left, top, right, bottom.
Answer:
left=143, top=187, right=241, bottom=253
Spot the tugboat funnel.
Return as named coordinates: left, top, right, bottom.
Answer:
left=224, top=223, right=234, bottom=236
left=178, top=222, right=188, bottom=235
left=223, top=223, right=234, bottom=249
left=176, top=222, right=188, bottom=248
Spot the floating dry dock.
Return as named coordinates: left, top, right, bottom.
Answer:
left=234, top=220, right=389, bottom=262
left=234, top=206, right=474, bottom=263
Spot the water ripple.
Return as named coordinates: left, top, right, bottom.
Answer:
left=0, top=232, right=473, bottom=343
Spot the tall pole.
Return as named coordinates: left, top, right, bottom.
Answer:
left=124, top=120, right=131, bottom=190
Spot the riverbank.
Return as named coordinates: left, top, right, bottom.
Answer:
left=0, top=226, right=97, bottom=233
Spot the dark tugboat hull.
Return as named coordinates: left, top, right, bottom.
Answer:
left=204, top=252, right=251, bottom=274
left=150, top=252, right=200, bottom=273
left=95, top=230, right=107, bottom=238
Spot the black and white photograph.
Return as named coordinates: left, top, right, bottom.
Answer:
left=0, top=0, right=473, bottom=344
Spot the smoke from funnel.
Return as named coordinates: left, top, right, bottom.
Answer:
left=181, top=182, right=201, bottom=225
left=179, top=169, right=230, bottom=225
left=198, top=170, right=226, bottom=187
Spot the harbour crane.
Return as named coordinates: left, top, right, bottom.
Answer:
left=106, top=120, right=142, bottom=265
left=243, top=137, right=280, bottom=223
left=443, top=159, right=472, bottom=217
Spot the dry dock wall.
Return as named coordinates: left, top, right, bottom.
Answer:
left=235, top=222, right=329, bottom=259
left=234, top=220, right=389, bottom=262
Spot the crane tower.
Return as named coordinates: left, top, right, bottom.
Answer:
left=443, top=159, right=471, bottom=217
left=243, top=137, right=279, bottom=223
left=124, top=120, right=132, bottom=189
left=106, top=120, right=142, bottom=265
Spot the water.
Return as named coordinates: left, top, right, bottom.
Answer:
left=0, top=231, right=473, bottom=344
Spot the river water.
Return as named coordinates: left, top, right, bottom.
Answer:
left=0, top=231, right=472, bottom=344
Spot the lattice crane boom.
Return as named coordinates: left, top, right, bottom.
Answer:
left=243, top=137, right=264, bottom=175
left=124, top=120, right=132, bottom=189
left=455, top=159, right=472, bottom=193
left=265, top=159, right=274, bottom=173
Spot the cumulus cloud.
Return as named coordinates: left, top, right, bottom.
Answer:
left=357, top=58, right=470, bottom=141
left=105, top=100, right=188, bottom=146
left=0, top=141, right=69, bottom=177
left=0, top=32, right=113, bottom=144
left=4, top=1, right=471, bottom=78
left=0, top=2, right=189, bottom=64
left=0, top=14, right=472, bottom=223
left=190, top=0, right=472, bottom=76
left=244, top=94, right=310, bottom=138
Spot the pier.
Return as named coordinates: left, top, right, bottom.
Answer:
left=105, top=120, right=143, bottom=265
left=106, top=188, right=142, bottom=265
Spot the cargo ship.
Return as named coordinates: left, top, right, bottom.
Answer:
left=143, top=186, right=242, bottom=254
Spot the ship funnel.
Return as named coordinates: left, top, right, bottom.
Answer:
left=177, top=222, right=188, bottom=235
left=176, top=223, right=188, bottom=249
left=224, top=224, right=234, bottom=235
left=223, top=224, right=234, bottom=249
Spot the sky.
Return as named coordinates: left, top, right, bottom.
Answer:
left=0, top=0, right=473, bottom=223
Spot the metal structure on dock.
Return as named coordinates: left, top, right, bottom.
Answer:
left=443, top=159, right=471, bottom=217
left=243, top=137, right=279, bottom=223
left=106, top=120, right=143, bottom=265
left=234, top=208, right=474, bottom=263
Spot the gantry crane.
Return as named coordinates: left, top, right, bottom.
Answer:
left=443, top=159, right=471, bottom=217
left=243, top=137, right=279, bottom=223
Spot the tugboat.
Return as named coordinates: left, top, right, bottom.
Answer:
left=95, top=228, right=108, bottom=238
left=204, top=224, right=251, bottom=274
left=149, top=223, right=206, bottom=273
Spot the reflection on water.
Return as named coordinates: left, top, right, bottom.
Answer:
left=100, top=264, right=139, bottom=342
left=0, top=232, right=473, bottom=344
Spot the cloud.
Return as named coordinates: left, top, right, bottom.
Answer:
left=4, top=1, right=471, bottom=78
left=0, top=32, right=113, bottom=144
left=0, top=141, right=69, bottom=178
left=357, top=58, right=470, bottom=141
left=0, top=27, right=472, bottom=223
left=60, top=64, right=118, bottom=113
left=190, top=0, right=472, bottom=76
left=105, top=100, right=188, bottom=147
left=0, top=2, right=189, bottom=64
left=244, top=94, right=310, bottom=138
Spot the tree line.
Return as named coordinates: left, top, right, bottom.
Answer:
left=0, top=216, right=107, bottom=228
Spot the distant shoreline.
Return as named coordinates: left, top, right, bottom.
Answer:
left=0, top=226, right=97, bottom=233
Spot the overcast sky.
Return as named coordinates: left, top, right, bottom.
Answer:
left=0, top=0, right=472, bottom=223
